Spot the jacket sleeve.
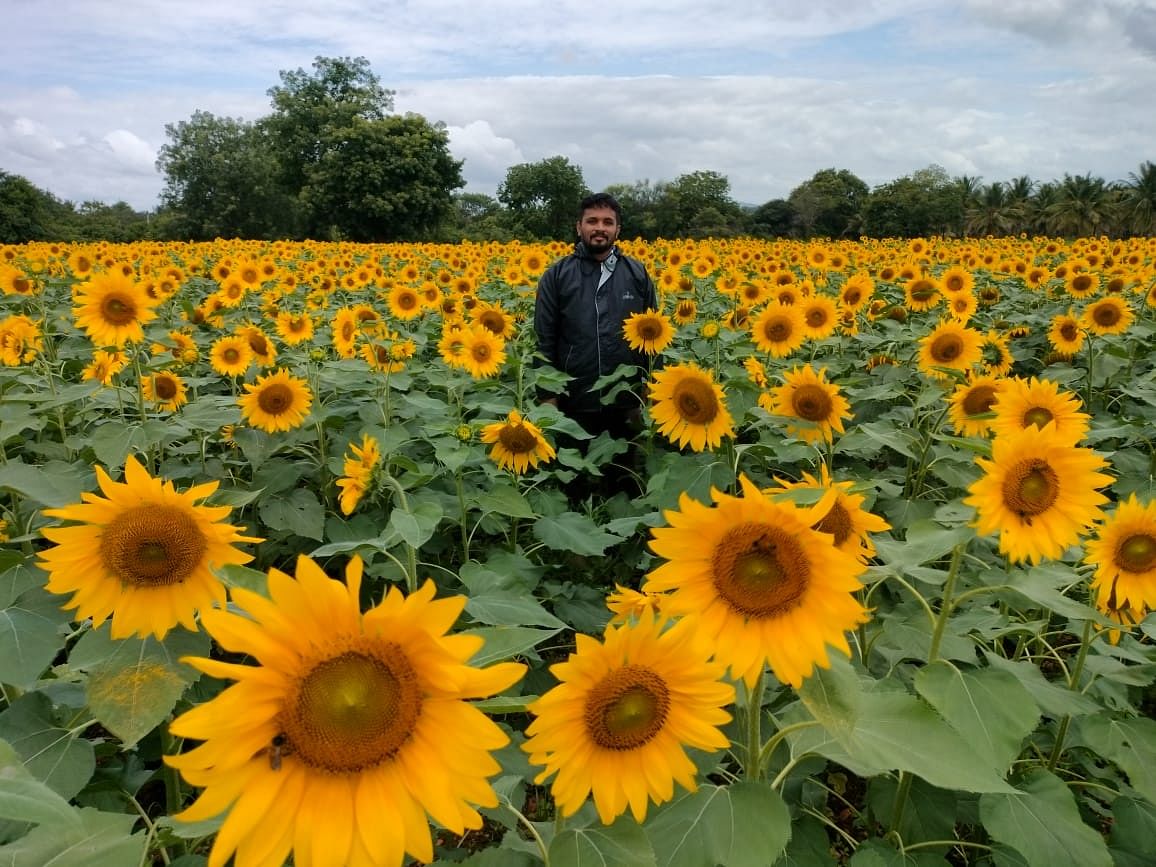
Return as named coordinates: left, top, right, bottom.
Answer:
left=533, top=265, right=559, bottom=371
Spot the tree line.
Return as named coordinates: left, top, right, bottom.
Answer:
left=2, top=56, right=1155, bottom=245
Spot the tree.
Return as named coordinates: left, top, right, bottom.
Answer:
left=787, top=168, right=868, bottom=238
left=860, top=164, right=960, bottom=238
left=264, top=56, right=394, bottom=202
left=497, top=156, right=587, bottom=240
left=0, top=171, right=70, bottom=242
left=156, top=111, right=292, bottom=239
left=656, top=170, right=742, bottom=237
left=71, top=201, right=152, bottom=242
left=1120, top=160, right=1156, bottom=236
left=746, top=198, right=797, bottom=238
left=300, top=114, right=464, bottom=242
left=602, top=179, right=668, bottom=240
left=1043, top=173, right=1117, bottom=238
left=964, top=182, right=1018, bottom=237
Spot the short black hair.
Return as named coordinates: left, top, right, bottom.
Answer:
left=579, top=192, right=622, bottom=223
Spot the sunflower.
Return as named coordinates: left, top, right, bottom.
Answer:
left=38, top=456, right=258, bottom=639
left=523, top=613, right=733, bottom=825
left=947, top=374, right=1006, bottom=437
left=743, top=355, right=768, bottom=389
left=73, top=270, right=158, bottom=347
left=838, top=273, right=874, bottom=311
left=964, top=424, right=1111, bottom=564
left=1048, top=311, right=1086, bottom=355
left=1081, top=296, right=1133, bottom=336
left=275, top=311, right=315, bottom=346
left=750, top=301, right=806, bottom=358
left=766, top=466, right=891, bottom=562
left=471, top=301, right=517, bottom=339
left=760, top=365, right=851, bottom=445
left=0, top=314, right=43, bottom=366
left=798, top=294, right=839, bottom=341
left=386, top=283, right=423, bottom=321
left=166, top=555, right=525, bottom=867
left=989, top=376, right=1090, bottom=444
left=142, top=370, right=189, bottom=411
left=480, top=410, right=556, bottom=473
left=459, top=326, right=507, bottom=380
left=209, top=335, right=253, bottom=377
left=337, top=434, right=381, bottom=515
left=1084, top=495, right=1156, bottom=614
left=940, top=265, right=975, bottom=296
left=904, top=275, right=942, bottom=312
left=672, top=298, right=698, bottom=325
left=645, top=475, right=869, bottom=688
left=917, top=320, right=983, bottom=380
left=437, top=322, right=468, bottom=368
left=331, top=307, right=360, bottom=359
left=946, top=290, right=978, bottom=323
left=1064, top=271, right=1099, bottom=299
left=623, top=309, right=675, bottom=355
left=82, top=348, right=128, bottom=385
left=605, top=585, right=666, bottom=626
left=239, top=368, right=314, bottom=433
left=979, top=330, right=1014, bottom=376
left=649, top=362, right=735, bottom=452
left=239, top=325, right=277, bottom=367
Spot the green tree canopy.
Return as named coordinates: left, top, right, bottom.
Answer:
left=657, top=170, right=743, bottom=237
left=861, top=164, right=962, bottom=238
left=0, top=171, right=71, bottom=243
left=497, top=156, right=587, bottom=240
left=787, top=168, right=868, bottom=238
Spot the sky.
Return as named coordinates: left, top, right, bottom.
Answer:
left=4, top=0, right=1156, bottom=213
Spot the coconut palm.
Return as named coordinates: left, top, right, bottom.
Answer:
left=965, top=182, right=1019, bottom=237
left=1043, top=173, right=1118, bottom=238
left=1119, top=160, right=1156, bottom=236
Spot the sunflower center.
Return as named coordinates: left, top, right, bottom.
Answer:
left=283, top=648, right=421, bottom=773
left=805, top=308, right=828, bottom=327
left=1117, top=534, right=1156, bottom=573
left=638, top=318, right=663, bottom=340
left=100, top=504, right=207, bottom=587
left=1093, top=304, right=1120, bottom=326
left=930, top=334, right=963, bottom=363
left=584, top=664, right=670, bottom=751
left=472, top=343, right=492, bottom=361
left=479, top=312, right=505, bottom=334
left=248, top=334, right=269, bottom=355
left=1023, top=407, right=1054, bottom=429
left=257, top=383, right=293, bottom=415
left=962, top=385, right=998, bottom=416
left=1060, top=322, right=1078, bottom=341
left=1001, top=459, right=1060, bottom=517
left=763, top=316, right=791, bottom=342
left=815, top=501, right=853, bottom=547
left=222, top=347, right=241, bottom=364
left=910, top=281, right=936, bottom=301
left=101, top=293, right=138, bottom=325
left=791, top=384, right=833, bottom=422
left=498, top=423, right=538, bottom=455
left=1072, top=275, right=1093, bottom=293
left=711, top=522, right=809, bottom=617
left=155, top=376, right=178, bottom=401
left=397, top=292, right=418, bottom=310
left=672, top=378, right=720, bottom=425
left=843, top=289, right=862, bottom=306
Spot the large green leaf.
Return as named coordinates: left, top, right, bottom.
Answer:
left=645, top=782, right=790, bottom=867
left=796, top=658, right=1015, bottom=793
left=462, top=626, right=561, bottom=666
left=549, top=816, right=656, bottom=867
left=474, top=485, right=536, bottom=519
left=979, top=770, right=1111, bottom=867
left=0, top=460, right=91, bottom=508
left=70, top=626, right=210, bottom=748
left=0, top=806, right=146, bottom=867
left=0, top=694, right=94, bottom=800
left=0, top=739, right=82, bottom=832
left=0, top=585, right=72, bottom=690
left=465, top=593, right=566, bottom=629
left=388, top=497, right=444, bottom=549
left=259, top=488, right=325, bottom=541
left=872, top=520, right=972, bottom=574
left=914, top=662, right=1040, bottom=774
left=1109, top=797, right=1156, bottom=865
left=533, top=513, right=623, bottom=555
left=981, top=652, right=1100, bottom=717
left=1075, top=714, right=1156, bottom=805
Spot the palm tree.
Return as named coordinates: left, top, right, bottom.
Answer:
left=1119, top=160, right=1156, bottom=236
left=965, top=182, right=1019, bottom=236
left=1043, top=173, right=1117, bottom=238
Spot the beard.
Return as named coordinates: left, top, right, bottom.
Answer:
left=582, top=232, right=616, bottom=256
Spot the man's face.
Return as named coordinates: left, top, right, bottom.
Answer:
left=577, top=206, right=620, bottom=256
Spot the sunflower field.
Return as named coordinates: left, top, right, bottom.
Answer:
left=1, top=234, right=1155, bottom=867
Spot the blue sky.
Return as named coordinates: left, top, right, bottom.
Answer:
left=4, top=0, right=1155, bottom=211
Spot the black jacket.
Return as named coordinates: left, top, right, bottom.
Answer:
left=533, top=242, right=659, bottom=414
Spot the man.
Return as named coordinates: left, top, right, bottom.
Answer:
left=533, top=192, right=660, bottom=442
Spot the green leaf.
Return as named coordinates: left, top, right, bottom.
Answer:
left=914, top=662, right=1040, bottom=773
left=1075, top=714, right=1156, bottom=804
left=0, top=401, right=43, bottom=445
left=776, top=814, right=837, bottom=866
left=475, top=485, right=536, bottom=519
left=388, top=498, right=443, bottom=549
left=465, top=593, right=566, bottom=629
left=0, top=557, right=44, bottom=612
left=0, top=585, right=72, bottom=690
left=847, top=839, right=945, bottom=866
left=0, top=739, right=82, bottom=832
left=872, top=520, right=972, bottom=572
left=645, top=782, right=790, bottom=867
left=0, top=693, right=94, bottom=800
left=533, top=513, right=623, bottom=555
left=71, top=626, right=210, bottom=748
left=0, top=806, right=146, bottom=867
left=0, top=460, right=91, bottom=508
left=979, top=769, right=1111, bottom=867
left=259, top=488, right=325, bottom=541
left=462, top=626, right=561, bottom=666
left=1004, top=563, right=1101, bottom=621
left=797, top=658, right=1015, bottom=793
left=216, top=564, right=270, bottom=597
left=981, top=652, right=1100, bottom=718
left=1109, top=797, right=1156, bottom=862
left=549, top=815, right=656, bottom=867
left=867, top=776, right=957, bottom=849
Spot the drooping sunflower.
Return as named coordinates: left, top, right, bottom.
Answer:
left=331, top=307, right=360, bottom=359
left=649, top=362, right=735, bottom=452
left=166, top=555, right=526, bottom=867
left=917, top=319, right=984, bottom=380
left=1084, top=494, right=1156, bottom=614
left=645, top=475, right=869, bottom=688
left=623, top=309, right=675, bottom=355
left=209, top=335, right=253, bottom=378
left=337, top=433, right=381, bottom=515
left=604, top=585, right=666, bottom=626
left=760, top=365, right=851, bottom=445
left=459, top=325, right=507, bottom=380
left=142, top=370, right=189, bottom=411
left=82, top=348, right=128, bottom=385
left=73, top=270, right=158, bottom=347
left=989, top=376, right=1090, bottom=444
left=947, top=374, right=1006, bottom=437
left=750, top=301, right=806, bottom=358
left=798, top=293, right=839, bottom=341
left=1048, top=310, right=1086, bottom=355
left=480, top=409, right=556, bottom=473
left=38, top=456, right=259, bottom=639
left=766, top=465, right=891, bottom=562
left=964, top=424, right=1111, bottom=564
left=523, top=613, right=733, bottom=825
left=238, top=368, right=314, bottom=433
left=1081, top=296, right=1134, bottom=336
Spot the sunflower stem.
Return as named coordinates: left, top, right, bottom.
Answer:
left=382, top=471, right=418, bottom=593
left=888, top=771, right=914, bottom=836
left=927, top=544, right=964, bottom=664
left=743, top=669, right=766, bottom=781
left=160, top=724, right=184, bottom=821
left=1083, top=333, right=1096, bottom=414
left=1046, top=617, right=1095, bottom=771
